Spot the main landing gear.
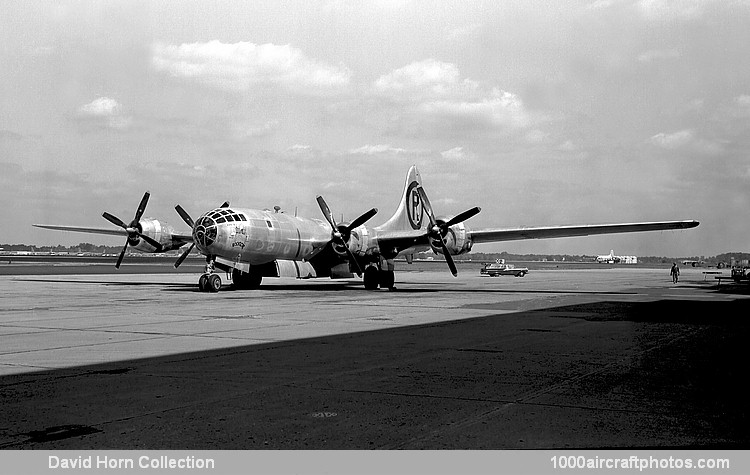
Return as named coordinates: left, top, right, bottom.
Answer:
left=363, top=259, right=396, bottom=291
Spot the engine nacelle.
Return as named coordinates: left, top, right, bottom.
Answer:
left=346, top=225, right=370, bottom=256
left=430, top=221, right=473, bottom=256
left=131, top=218, right=180, bottom=253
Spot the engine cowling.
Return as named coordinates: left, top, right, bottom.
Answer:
left=345, top=225, right=370, bottom=256
left=430, top=220, right=473, bottom=256
left=131, top=219, right=179, bottom=253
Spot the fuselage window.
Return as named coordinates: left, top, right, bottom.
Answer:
left=238, top=215, right=247, bottom=221
left=266, top=220, right=273, bottom=228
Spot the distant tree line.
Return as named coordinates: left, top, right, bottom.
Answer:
left=3, top=243, right=750, bottom=266
left=1, top=243, right=129, bottom=254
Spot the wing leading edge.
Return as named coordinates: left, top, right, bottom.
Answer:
left=32, top=224, right=194, bottom=247
left=468, top=220, right=699, bottom=244
left=32, top=224, right=129, bottom=237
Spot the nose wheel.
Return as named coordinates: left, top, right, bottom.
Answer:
left=198, top=257, right=221, bottom=292
left=199, top=273, right=222, bottom=292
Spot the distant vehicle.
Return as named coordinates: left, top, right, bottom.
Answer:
left=481, top=259, right=528, bottom=277
left=682, top=260, right=705, bottom=267
left=731, top=259, right=750, bottom=283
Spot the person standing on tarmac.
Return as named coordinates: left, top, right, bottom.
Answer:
left=670, top=262, right=680, bottom=284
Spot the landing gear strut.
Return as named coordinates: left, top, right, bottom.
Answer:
left=363, top=258, right=396, bottom=291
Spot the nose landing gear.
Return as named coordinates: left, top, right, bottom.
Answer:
left=198, top=257, right=221, bottom=292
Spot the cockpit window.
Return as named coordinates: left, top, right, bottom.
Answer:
left=194, top=214, right=218, bottom=247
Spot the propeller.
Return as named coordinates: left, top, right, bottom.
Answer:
left=315, top=195, right=377, bottom=275
left=102, top=191, right=163, bottom=268
left=173, top=204, right=196, bottom=268
left=416, top=187, right=480, bottom=277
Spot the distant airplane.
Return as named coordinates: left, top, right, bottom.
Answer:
left=34, top=166, right=699, bottom=292
left=596, top=250, right=620, bottom=264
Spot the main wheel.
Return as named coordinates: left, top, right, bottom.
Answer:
left=379, top=270, right=395, bottom=290
left=363, top=266, right=380, bottom=290
left=208, top=274, right=222, bottom=292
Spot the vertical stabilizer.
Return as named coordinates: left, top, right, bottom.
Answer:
left=376, top=165, right=427, bottom=233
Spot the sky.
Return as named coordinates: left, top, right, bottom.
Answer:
left=2, top=0, right=749, bottom=257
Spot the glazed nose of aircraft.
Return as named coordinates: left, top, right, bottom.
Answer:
left=193, top=214, right=217, bottom=249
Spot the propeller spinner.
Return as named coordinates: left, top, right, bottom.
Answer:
left=416, top=187, right=480, bottom=277
left=102, top=191, right=163, bottom=268
left=315, top=196, right=377, bottom=276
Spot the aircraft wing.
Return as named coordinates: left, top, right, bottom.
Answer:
left=32, top=224, right=194, bottom=247
left=468, top=220, right=699, bottom=244
left=33, top=224, right=128, bottom=237
left=374, top=229, right=430, bottom=252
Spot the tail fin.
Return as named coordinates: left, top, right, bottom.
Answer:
left=377, top=165, right=427, bottom=232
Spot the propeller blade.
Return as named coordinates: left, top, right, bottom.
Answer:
left=316, top=195, right=337, bottom=230
left=346, top=207, right=378, bottom=231
left=115, top=242, right=128, bottom=269
left=175, top=205, right=195, bottom=229
left=442, top=242, right=458, bottom=277
left=417, top=187, right=437, bottom=227
left=174, top=243, right=195, bottom=268
left=443, top=207, right=481, bottom=229
left=344, top=246, right=363, bottom=276
left=133, top=191, right=150, bottom=223
left=137, top=232, right=163, bottom=251
left=102, top=212, right=127, bottom=229
left=416, top=186, right=464, bottom=277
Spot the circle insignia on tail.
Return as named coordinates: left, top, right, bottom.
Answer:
left=405, top=181, right=424, bottom=230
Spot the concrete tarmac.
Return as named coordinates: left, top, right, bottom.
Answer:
left=0, top=266, right=748, bottom=449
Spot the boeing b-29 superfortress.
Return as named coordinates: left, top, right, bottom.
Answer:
left=35, top=166, right=699, bottom=292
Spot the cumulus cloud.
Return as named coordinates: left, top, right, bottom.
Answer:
left=151, top=41, right=352, bottom=95
left=651, top=129, right=694, bottom=149
left=419, top=88, right=529, bottom=129
left=374, top=59, right=478, bottom=100
left=78, top=97, right=121, bottom=116
left=76, top=97, right=131, bottom=130
left=349, top=144, right=407, bottom=155
left=650, top=129, right=724, bottom=155
left=374, top=60, right=530, bottom=134
left=440, top=147, right=467, bottom=160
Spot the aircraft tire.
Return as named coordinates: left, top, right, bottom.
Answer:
left=363, top=266, right=379, bottom=290
left=208, top=274, right=221, bottom=292
left=198, top=274, right=209, bottom=292
left=379, top=270, right=395, bottom=290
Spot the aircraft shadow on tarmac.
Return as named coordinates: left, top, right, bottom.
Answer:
left=1, top=297, right=747, bottom=450
left=19, top=277, right=647, bottom=295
